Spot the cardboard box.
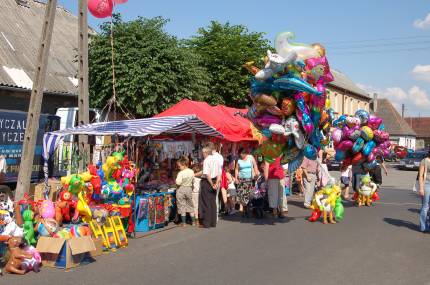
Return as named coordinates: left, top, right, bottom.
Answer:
left=36, top=236, right=96, bottom=269
left=90, top=238, right=104, bottom=258
left=34, top=179, right=62, bottom=202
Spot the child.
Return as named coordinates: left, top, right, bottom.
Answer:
left=192, top=164, right=202, bottom=226
left=295, top=167, right=304, bottom=196
left=175, top=157, right=195, bottom=227
left=340, top=164, right=352, bottom=200
left=250, top=167, right=267, bottom=219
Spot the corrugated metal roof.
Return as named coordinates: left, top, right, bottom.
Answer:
left=0, top=0, right=82, bottom=95
left=375, top=99, right=416, bottom=137
left=329, top=69, right=370, bottom=99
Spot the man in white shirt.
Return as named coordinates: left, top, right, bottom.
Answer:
left=206, top=142, right=223, bottom=218
left=199, top=147, right=218, bottom=228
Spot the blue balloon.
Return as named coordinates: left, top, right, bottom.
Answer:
left=310, top=130, right=321, bottom=148
left=333, top=115, right=347, bottom=128
left=304, top=145, right=317, bottom=160
left=352, top=137, right=365, bottom=153
left=335, top=149, right=346, bottom=162
left=362, top=140, right=376, bottom=156
left=378, top=123, right=385, bottom=131
left=274, top=76, right=321, bottom=95
left=355, top=109, right=369, bottom=125
left=261, top=129, right=272, bottom=138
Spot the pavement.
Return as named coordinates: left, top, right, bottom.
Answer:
left=3, top=166, right=429, bottom=285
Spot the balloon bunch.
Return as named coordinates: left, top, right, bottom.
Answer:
left=308, top=184, right=343, bottom=224
left=88, top=0, right=127, bottom=19
left=243, top=31, right=335, bottom=171
left=332, top=110, right=390, bottom=170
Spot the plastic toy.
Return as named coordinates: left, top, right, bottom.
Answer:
left=358, top=174, right=377, bottom=207
left=310, top=185, right=341, bottom=224
left=22, top=246, right=41, bottom=273
left=4, top=237, right=34, bottom=275
left=0, top=209, right=23, bottom=237
left=22, top=209, right=36, bottom=246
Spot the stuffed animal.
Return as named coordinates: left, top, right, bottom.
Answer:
left=4, top=237, right=33, bottom=275
left=0, top=210, right=23, bottom=237
left=22, top=209, right=36, bottom=246
left=284, top=116, right=305, bottom=149
left=311, top=185, right=341, bottom=224
left=55, top=190, right=73, bottom=224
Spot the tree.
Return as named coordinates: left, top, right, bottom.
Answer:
left=89, top=15, right=211, bottom=117
left=188, top=21, right=270, bottom=108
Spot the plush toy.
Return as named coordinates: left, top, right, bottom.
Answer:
left=88, top=164, right=102, bottom=201
left=55, top=190, right=73, bottom=224
left=22, top=209, right=36, bottom=246
left=0, top=210, right=23, bottom=237
left=74, top=190, right=92, bottom=223
left=358, top=174, right=377, bottom=207
left=68, top=174, right=85, bottom=195
left=21, top=246, right=41, bottom=273
left=4, top=237, right=34, bottom=275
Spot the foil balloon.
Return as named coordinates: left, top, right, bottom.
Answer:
left=367, top=116, right=382, bottom=130
left=346, top=116, right=361, bottom=128
left=275, top=31, right=320, bottom=60
left=311, top=43, right=326, bottom=57
left=362, top=140, right=376, bottom=156
left=304, top=56, right=334, bottom=84
left=337, top=140, right=353, bottom=151
left=261, top=140, right=284, bottom=163
left=281, top=98, right=296, bottom=116
left=88, top=0, right=113, bottom=18
left=304, top=145, right=317, bottom=160
left=361, top=126, right=374, bottom=141
left=113, top=0, right=128, bottom=3
left=355, top=109, right=369, bottom=125
left=274, top=76, right=321, bottom=95
left=352, top=152, right=365, bottom=165
left=335, top=150, right=346, bottom=162
left=349, top=127, right=362, bottom=141
left=352, top=137, right=365, bottom=153
left=255, top=50, right=297, bottom=81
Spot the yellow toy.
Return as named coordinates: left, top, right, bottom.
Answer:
left=102, top=217, right=119, bottom=250
left=79, top=171, right=93, bottom=182
left=313, top=185, right=341, bottom=224
left=358, top=174, right=377, bottom=207
left=76, top=190, right=92, bottom=223
left=111, top=216, right=128, bottom=248
left=89, top=220, right=109, bottom=250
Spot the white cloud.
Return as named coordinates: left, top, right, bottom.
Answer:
left=412, top=64, right=430, bottom=82
left=358, top=83, right=430, bottom=115
left=413, top=13, right=430, bottom=29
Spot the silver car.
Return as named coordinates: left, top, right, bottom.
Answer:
left=399, top=151, right=427, bottom=170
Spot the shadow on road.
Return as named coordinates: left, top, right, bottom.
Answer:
left=408, top=208, right=420, bottom=214
left=383, top=217, right=419, bottom=231
left=222, top=214, right=296, bottom=226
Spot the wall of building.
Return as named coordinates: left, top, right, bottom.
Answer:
left=391, top=135, right=416, bottom=150
left=416, top=138, right=430, bottom=150
left=0, top=88, right=77, bottom=114
left=327, top=86, right=370, bottom=116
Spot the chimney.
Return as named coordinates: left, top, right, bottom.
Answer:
left=372, top=93, right=378, bottom=113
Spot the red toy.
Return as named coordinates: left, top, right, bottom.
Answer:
left=88, top=164, right=102, bottom=200
left=308, top=209, right=322, bottom=222
left=55, top=190, right=74, bottom=224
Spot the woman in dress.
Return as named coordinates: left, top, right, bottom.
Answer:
left=235, top=148, right=259, bottom=216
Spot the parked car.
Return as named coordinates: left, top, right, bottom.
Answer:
left=327, top=158, right=341, bottom=171
left=399, top=151, right=427, bottom=170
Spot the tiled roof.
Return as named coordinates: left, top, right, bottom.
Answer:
left=405, top=117, right=430, bottom=138
left=0, top=0, right=89, bottom=95
left=375, top=99, right=416, bottom=137
left=328, top=69, right=370, bottom=99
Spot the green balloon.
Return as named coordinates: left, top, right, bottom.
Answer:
left=334, top=197, right=344, bottom=221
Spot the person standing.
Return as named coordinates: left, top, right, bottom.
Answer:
left=192, top=164, right=202, bottom=226
left=175, top=157, right=195, bottom=227
left=199, top=147, right=220, bottom=228
left=206, top=142, right=223, bottom=219
left=418, top=148, right=430, bottom=232
left=301, top=157, right=319, bottom=209
left=264, top=156, right=288, bottom=218
left=340, top=164, right=352, bottom=200
left=235, top=148, right=259, bottom=216
left=370, top=155, right=388, bottom=188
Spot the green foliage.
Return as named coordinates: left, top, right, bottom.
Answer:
left=89, top=15, right=211, bottom=117
left=188, top=21, right=270, bottom=107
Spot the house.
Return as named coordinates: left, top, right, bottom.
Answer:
left=404, top=117, right=430, bottom=150
left=326, top=69, right=371, bottom=116
left=374, top=99, right=417, bottom=150
left=0, top=0, right=83, bottom=114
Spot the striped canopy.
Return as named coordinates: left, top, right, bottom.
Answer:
left=43, top=115, right=222, bottom=160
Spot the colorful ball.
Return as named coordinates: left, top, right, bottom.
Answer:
left=361, top=126, right=374, bottom=141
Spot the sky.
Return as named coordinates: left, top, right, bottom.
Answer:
left=58, top=0, right=430, bottom=117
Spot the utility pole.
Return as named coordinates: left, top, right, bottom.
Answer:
left=15, top=0, right=58, bottom=200
left=78, top=0, right=90, bottom=170
left=401, top=104, right=405, bottom=118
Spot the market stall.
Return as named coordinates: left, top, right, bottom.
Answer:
left=0, top=115, right=222, bottom=274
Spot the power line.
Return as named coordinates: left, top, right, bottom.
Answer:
left=324, top=35, right=430, bottom=45
left=331, top=46, right=430, bottom=55
left=329, top=40, right=430, bottom=50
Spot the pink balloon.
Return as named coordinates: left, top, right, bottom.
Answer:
left=332, top=128, right=343, bottom=144
left=88, top=0, right=113, bottom=18
left=367, top=152, right=375, bottom=162
left=367, top=116, right=382, bottom=130
left=337, top=140, right=354, bottom=151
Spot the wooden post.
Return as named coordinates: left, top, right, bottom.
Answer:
left=15, top=0, right=58, bottom=200
left=78, top=0, right=90, bottom=170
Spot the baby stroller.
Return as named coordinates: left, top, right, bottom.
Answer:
left=249, top=175, right=267, bottom=219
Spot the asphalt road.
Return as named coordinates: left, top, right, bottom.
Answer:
left=4, top=166, right=429, bottom=285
